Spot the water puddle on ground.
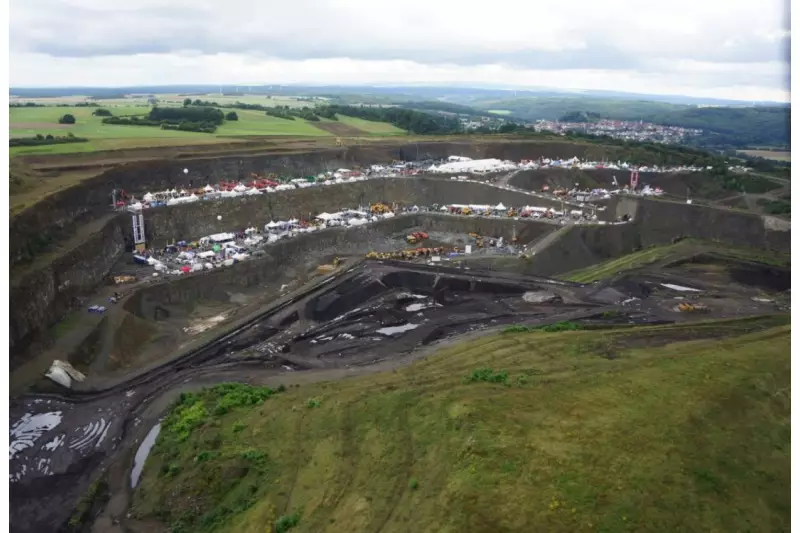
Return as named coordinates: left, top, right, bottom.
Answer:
left=376, top=323, right=419, bottom=336
left=130, top=422, right=161, bottom=489
left=661, top=283, right=702, bottom=292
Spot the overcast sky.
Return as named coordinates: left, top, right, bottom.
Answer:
left=9, top=0, right=791, bottom=101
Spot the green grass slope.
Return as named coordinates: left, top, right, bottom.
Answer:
left=131, top=316, right=790, bottom=533
left=561, top=240, right=791, bottom=284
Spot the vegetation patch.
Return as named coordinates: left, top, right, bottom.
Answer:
left=132, top=318, right=790, bottom=533
left=64, top=471, right=110, bottom=533
left=503, top=321, right=584, bottom=334
left=10, top=132, right=89, bottom=147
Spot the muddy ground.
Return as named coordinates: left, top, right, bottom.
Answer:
left=8, top=255, right=788, bottom=533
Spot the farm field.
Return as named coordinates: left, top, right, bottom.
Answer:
left=9, top=99, right=405, bottom=155
left=740, top=150, right=791, bottom=162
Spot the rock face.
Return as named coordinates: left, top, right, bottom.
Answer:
left=10, top=216, right=127, bottom=367
left=522, top=291, right=563, bottom=304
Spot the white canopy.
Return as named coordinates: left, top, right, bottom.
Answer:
left=266, top=220, right=280, bottom=228
left=208, top=232, right=236, bottom=243
left=233, top=183, right=247, bottom=193
left=495, top=203, right=506, bottom=210
left=245, top=187, right=262, bottom=196
left=143, top=192, right=154, bottom=202
left=203, top=185, right=214, bottom=192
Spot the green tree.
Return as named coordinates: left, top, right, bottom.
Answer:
left=183, top=98, right=192, bottom=107
left=92, top=108, right=112, bottom=117
left=58, top=114, right=76, bottom=125
left=225, top=111, right=239, bottom=121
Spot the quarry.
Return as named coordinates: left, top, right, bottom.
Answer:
left=8, top=139, right=791, bottom=533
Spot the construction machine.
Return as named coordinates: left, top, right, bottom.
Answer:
left=370, top=203, right=392, bottom=215
left=406, top=231, right=429, bottom=244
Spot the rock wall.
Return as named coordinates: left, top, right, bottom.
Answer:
left=138, top=178, right=557, bottom=246
left=125, top=214, right=555, bottom=319
left=527, top=197, right=791, bottom=276
left=8, top=139, right=628, bottom=268
left=10, top=215, right=128, bottom=367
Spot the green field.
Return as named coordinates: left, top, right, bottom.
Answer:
left=9, top=98, right=404, bottom=155
left=129, top=316, right=790, bottom=533
left=740, top=150, right=791, bottom=162
left=487, top=109, right=512, bottom=115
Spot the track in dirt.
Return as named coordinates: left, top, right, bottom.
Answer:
left=310, top=121, right=368, bottom=136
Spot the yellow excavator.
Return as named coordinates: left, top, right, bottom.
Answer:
left=370, top=203, right=392, bottom=215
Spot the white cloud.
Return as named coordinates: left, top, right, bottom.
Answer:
left=9, top=0, right=790, bottom=101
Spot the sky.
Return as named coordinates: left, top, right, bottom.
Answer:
left=9, top=0, right=792, bottom=101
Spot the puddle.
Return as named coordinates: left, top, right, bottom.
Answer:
left=405, top=302, right=442, bottom=312
left=376, top=323, right=419, bottom=336
left=10, top=412, right=63, bottom=460
left=130, top=423, right=161, bottom=489
left=661, top=283, right=702, bottom=292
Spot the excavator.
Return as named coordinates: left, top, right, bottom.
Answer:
left=370, top=203, right=392, bottom=215
left=406, top=231, right=429, bottom=244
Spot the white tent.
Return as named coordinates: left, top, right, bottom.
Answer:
left=209, top=232, right=236, bottom=243
left=245, top=187, right=262, bottom=196
left=233, top=183, right=247, bottom=193
left=266, top=221, right=281, bottom=229
left=495, top=203, right=506, bottom=210
left=143, top=192, right=154, bottom=202
left=204, top=184, right=215, bottom=193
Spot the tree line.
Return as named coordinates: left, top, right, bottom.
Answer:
left=10, top=132, right=88, bottom=147
left=320, top=104, right=462, bottom=134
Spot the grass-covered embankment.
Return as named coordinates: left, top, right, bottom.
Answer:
left=130, top=316, right=790, bottom=533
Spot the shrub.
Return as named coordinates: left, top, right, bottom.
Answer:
left=225, top=111, right=239, bottom=121
left=275, top=509, right=302, bottom=533
left=307, top=398, right=322, bottom=408
left=58, top=113, right=76, bottom=124
left=466, top=368, right=509, bottom=385
left=92, top=108, right=112, bottom=117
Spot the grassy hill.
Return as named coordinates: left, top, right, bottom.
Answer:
left=129, top=316, right=790, bottom=533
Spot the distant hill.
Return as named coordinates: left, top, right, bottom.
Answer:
left=9, top=84, right=788, bottom=107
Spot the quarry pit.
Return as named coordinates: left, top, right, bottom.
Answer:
left=8, top=140, right=791, bottom=533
